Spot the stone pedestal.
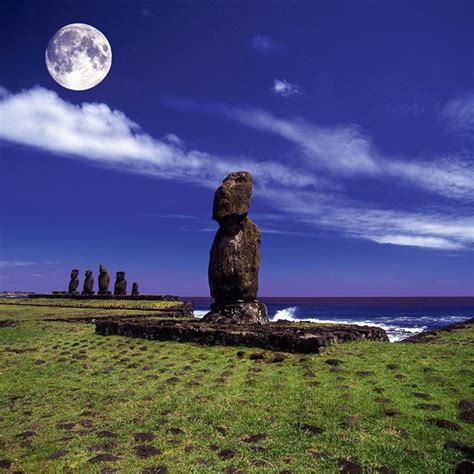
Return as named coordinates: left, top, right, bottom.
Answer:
left=203, top=301, right=268, bottom=325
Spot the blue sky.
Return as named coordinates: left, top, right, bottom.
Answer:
left=0, top=0, right=473, bottom=296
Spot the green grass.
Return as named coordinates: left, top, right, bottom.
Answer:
left=0, top=298, right=181, bottom=311
left=0, top=305, right=472, bottom=473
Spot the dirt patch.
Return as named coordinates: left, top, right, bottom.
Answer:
left=0, top=320, right=19, bottom=328
left=134, top=432, right=155, bottom=442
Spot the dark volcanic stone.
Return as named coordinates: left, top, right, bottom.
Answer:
left=205, top=301, right=268, bottom=325
left=134, top=432, right=155, bottom=442
left=455, top=461, right=474, bottom=473
left=300, top=424, right=324, bottom=435
left=338, top=459, right=363, bottom=473
left=459, top=400, right=474, bottom=411
left=386, top=363, right=399, bottom=370
left=325, top=359, right=343, bottom=366
left=98, top=265, right=111, bottom=295
left=459, top=410, right=474, bottom=424
left=218, top=448, right=236, bottom=460
left=134, top=445, right=161, bottom=458
left=444, top=441, right=474, bottom=459
left=0, top=459, right=12, bottom=469
left=270, top=353, right=285, bottom=363
left=385, top=408, right=400, bottom=417
left=89, top=454, right=120, bottom=463
left=241, top=433, right=268, bottom=443
left=142, top=466, right=168, bottom=474
left=428, top=418, right=461, bottom=430
left=416, top=403, right=441, bottom=411
left=95, top=319, right=389, bottom=354
left=131, top=282, right=140, bottom=297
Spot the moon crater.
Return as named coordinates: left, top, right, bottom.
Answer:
left=46, top=23, right=112, bottom=91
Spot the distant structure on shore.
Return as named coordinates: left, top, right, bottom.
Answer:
left=63, top=265, right=136, bottom=297
left=203, top=171, right=268, bottom=325
left=68, top=269, right=80, bottom=295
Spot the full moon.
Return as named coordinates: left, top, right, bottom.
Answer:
left=45, top=23, right=112, bottom=91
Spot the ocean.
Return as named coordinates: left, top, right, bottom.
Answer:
left=190, top=297, right=474, bottom=342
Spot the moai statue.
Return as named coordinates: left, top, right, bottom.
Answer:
left=68, top=269, right=80, bottom=295
left=131, top=282, right=140, bottom=297
left=98, top=265, right=111, bottom=295
left=203, top=171, right=268, bottom=325
left=82, top=270, right=95, bottom=295
left=114, top=271, right=127, bottom=296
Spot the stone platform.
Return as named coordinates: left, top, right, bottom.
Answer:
left=29, top=293, right=182, bottom=301
left=95, top=319, right=389, bottom=353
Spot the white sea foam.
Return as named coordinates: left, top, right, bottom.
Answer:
left=193, top=310, right=208, bottom=319
left=271, top=307, right=428, bottom=342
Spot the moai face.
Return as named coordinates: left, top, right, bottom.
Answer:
left=85, top=270, right=92, bottom=278
left=116, top=271, right=125, bottom=281
left=99, top=265, right=107, bottom=275
left=71, top=269, right=79, bottom=279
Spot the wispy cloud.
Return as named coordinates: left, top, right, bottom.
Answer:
left=439, top=91, right=474, bottom=139
left=249, top=35, right=283, bottom=54
left=272, top=79, right=302, bottom=98
left=1, top=85, right=473, bottom=252
left=0, top=260, right=39, bottom=268
left=171, top=99, right=473, bottom=200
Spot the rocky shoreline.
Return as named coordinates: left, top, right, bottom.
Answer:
left=401, top=317, right=474, bottom=343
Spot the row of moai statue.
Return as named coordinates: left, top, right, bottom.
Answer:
left=68, top=265, right=139, bottom=296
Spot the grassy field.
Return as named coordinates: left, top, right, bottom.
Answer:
left=0, top=298, right=182, bottom=311
left=0, top=305, right=472, bottom=473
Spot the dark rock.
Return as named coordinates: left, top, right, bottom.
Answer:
left=325, top=359, right=343, bottom=366
left=459, top=410, right=474, bottom=424
left=98, top=265, right=111, bottom=295
left=416, top=403, right=441, bottom=411
left=134, top=445, right=161, bottom=458
left=89, top=454, right=120, bottom=463
left=68, top=269, right=80, bottom=294
left=386, top=364, right=399, bottom=370
left=300, top=424, right=324, bottom=435
left=459, top=400, right=474, bottom=411
left=444, top=441, right=474, bottom=459
left=270, top=353, right=285, bottom=363
left=47, top=450, right=68, bottom=460
left=82, top=270, right=95, bottom=295
left=428, top=418, right=461, bottom=430
left=114, top=272, right=127, bottom=296
left=338, top=459, right=363, bottom=473
left=385, top=408, right=400, bottom=417
left=203, top=172, right=268, bottom=325
left=95, top=319, right=389, bottom=354
left=142, top=466, right=168, bottom=474
left=455, top=461, right=474, bottom=473
left=356, top=370, right=374, bottom=377
left=134, top=432, right=155, bottom=442
left=401, top=318, right=474, bottom=343
left=241, top=433, right=268, bottom=443
left=412, top=392, right=431, bottom=400
left=218, top=448, right=236, bottom=460
left=0, top=459, right=12, bottom=469
left=131, top=282, right=140, bottom=297
left=249, top=352, right=265, bottom=360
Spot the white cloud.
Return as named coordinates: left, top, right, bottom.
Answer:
left=249, top=35, right=283, bottom=54
left=0, top=85, right=473, bottom=252
left=0, top=260, right=38, bottom=268
left=273, top=79, right=302, bottom=98
left=439, top=91, right=474, bottom=138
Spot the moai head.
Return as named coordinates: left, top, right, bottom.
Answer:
left=70, top=269, right=79, bottom=279
left=212, top=171, right=252, bottom=231
left=116, top=271, right=125, bottom=281
left=85, top=269, right=93, bottom=278
left=99, top=265, right=107, bottom=275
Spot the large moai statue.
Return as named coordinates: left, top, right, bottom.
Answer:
left=131, top=282, right=140, bottom=297
left=98, top=265, right=111, bottom=295
left=114, top=271, right=127, bottom=296
left=82, top=270, right=95, bottom=295
left=68, top=269, right=80, bottom=295
left=203, top=171, right=268, bottom=325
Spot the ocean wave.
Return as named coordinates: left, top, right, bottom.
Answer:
left=271, top=306, right=426, bottom=342
left=193, top=310, right=208, bottom=318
